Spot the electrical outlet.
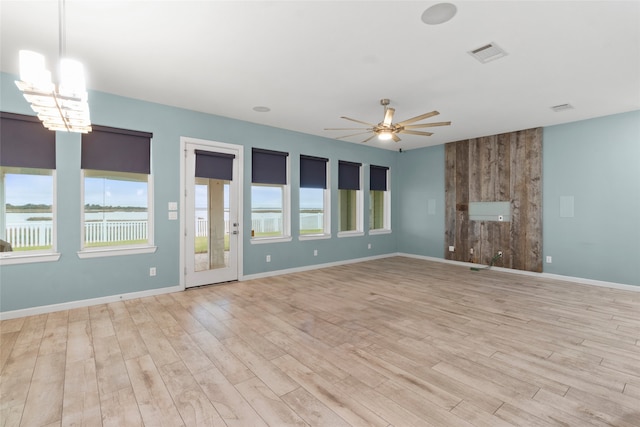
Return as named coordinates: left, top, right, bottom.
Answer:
left=449, top=246, right=455, bottom=252
left=266, top=255, right=271, bottom=262
left=149, top=267, right=156, bottom=276
left=546, top=256, right=552, bottom=264
left=368, top=243, right=372, bottom=249
left=498, top=251, right=503, bottom=257
left=470, top=248, right=474, bottom=255
left=313, top=249, right=318, bottom=256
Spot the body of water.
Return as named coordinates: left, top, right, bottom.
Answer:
left=6, top=211, right=148, bottom=224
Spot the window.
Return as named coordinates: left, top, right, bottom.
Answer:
left=338, top=160, right=362, bottom=235
left=251, top=148, right=290, bottom=241
left=0, top=112, right=58, bottom=263
left=300, top=155, right=329, bottom=237
left=80, top=125, right=154, bottom=255
left=370, top=165, right=391, bottom=233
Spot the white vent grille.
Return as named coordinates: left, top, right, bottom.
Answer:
left=468, top=42, right=508, bottom=63
left=551, top=103, right=575, bottom=112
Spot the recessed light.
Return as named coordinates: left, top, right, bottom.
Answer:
left=253, top=106, right=271, bottom=112
left=421, top=3, right=457, bottom=25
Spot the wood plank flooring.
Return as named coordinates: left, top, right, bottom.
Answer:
left=2, top=257, right=640, bottom=426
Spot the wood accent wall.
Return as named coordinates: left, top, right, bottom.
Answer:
left=445, top=128, right=542, bottom=272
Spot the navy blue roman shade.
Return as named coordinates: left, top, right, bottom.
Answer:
left=300, top=155, right=328, bottom=189
left=0, top=112, right=56, bottom=169
left=82, top=125, right=152, bottom=174
left=370, top=165, right=389, bottom=191
left=252, top=148, right=288, bottom=184
left=195, top=150, right=235, bottom=180
left=338, top=160, right=361, bottom=190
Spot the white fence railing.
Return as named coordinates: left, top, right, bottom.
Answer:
left=6, top=213, right=324, bottom=249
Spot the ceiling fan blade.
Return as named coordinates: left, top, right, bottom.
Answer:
left=396, top=110, right=440, bottom=126
left=383, top=107, right=395, bottom=126
left=403, top=122, right=451, bottom=129
left=324, top=127, right=370, bottom=130
left=392, top=133, right=401, bottom=143
left=403, top=121, right=451, bottom=129
left=341, top=116, right=376, bottom=126
left=399, top=129, right=434, bottom=137
left=335, top=131, right=374, bottom=139
left=361, top=134, right=377, bottom=143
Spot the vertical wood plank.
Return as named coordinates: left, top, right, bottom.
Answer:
left=455, top=140, right=469, bottom=261
left=526, top=128, right=543, bottom=272
left=444, top=143, right=457, bottom=259
left=468, top=139, right=481, bottom=263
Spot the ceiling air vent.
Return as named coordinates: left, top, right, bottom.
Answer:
left=468, top=42, right=507, bottom=63
left=551, top=103, right=575, bottom=112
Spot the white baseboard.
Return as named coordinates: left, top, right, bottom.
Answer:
left=398, top=253, right=640, bottom=293
left=4, top=252, right=637, bottom=320
left=0, top=285, right=183, bottom=320
left=242, top=253, right=397, bottom=281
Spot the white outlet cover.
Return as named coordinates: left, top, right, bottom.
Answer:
left=449, top=246, right=455, bottom=252
left=168, top=211, right=178, bottom=220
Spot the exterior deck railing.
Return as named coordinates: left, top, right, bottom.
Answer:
left=5, top=213, right=323, bottom=249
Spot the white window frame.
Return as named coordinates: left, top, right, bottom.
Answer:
left=369, top=168, right=392, bottom=235
left=78, top=169, right=156, bottom=258
left=251, top=156, right=291, bottom=244
left=299, top=161, right=331, bottom=240
left=0, top=168, right=60, bottom=265
left=337, top=165, right=364, bottom=238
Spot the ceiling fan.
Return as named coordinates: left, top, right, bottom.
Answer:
left=325, top=99, right=451, bottom=143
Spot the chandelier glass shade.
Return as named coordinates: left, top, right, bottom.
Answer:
left=15, top=50, right=92, bottom=133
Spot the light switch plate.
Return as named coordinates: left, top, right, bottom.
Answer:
left=168, top=211, right=178, bottom=220
left=168, top=202, right=178, bottom=211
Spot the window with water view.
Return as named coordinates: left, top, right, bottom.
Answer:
left=1, top=168, right=54, bottom=252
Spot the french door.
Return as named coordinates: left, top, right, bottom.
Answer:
left=183, top=139, right=242, bottom=287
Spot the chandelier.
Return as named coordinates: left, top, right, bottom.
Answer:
left=14, top=0, right=91, bottom=133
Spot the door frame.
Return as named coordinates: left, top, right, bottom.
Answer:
left=179, top=136, right=244, bottom=290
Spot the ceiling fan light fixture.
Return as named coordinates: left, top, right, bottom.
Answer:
left=378, top=130, right=393, bottom=141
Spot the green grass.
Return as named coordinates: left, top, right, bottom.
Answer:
left=300, top=229, right=323, bottom=235
left=85, top=239, right=147, bottom=248
left=13, top=245, right=52, bottom=251
left=195, top=235, right=230, bottom=253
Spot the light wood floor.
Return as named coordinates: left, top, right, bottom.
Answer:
left=2, top=257, right=640, bottom=426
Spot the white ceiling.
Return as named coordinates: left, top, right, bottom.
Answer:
left=2, top=1, right=639, bottom=151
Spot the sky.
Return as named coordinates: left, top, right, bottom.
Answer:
left=5, top=173, right=323, bottom=210
left=4, top=173, right=147, bottom=207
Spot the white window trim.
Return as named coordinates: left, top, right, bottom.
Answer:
left=337, top=230, right=365, bottom=238
left=337, top=165, right=363, bottom=237
left=77, top=245, right=157, bottom=258
left=299, top=232, right=331, bottom=241
left=251, top=155, right=291, bottom=242
left=369, top=168, right=392, bottom=233
left=78, top=170, right=155, bottom=258
left=0, top=251, right=61, bottom=265
left=0, top=169, right=58, bottom=265
left=250, top=236, right=293, bottom=245
left=299, top=161, right=331, bottom=239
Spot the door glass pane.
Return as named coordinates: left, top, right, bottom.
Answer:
left=195, top=177, right=230, bottom=272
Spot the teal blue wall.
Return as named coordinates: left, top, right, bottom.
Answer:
left=2, top=68, right=638, bottom=313
left=543, top=111, right=640, bottom=285
left=0, top=72, right=396, bottom=312
left=396, top=111, right=640, bottom=287
left=396, top=145, right=445, bottom=257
